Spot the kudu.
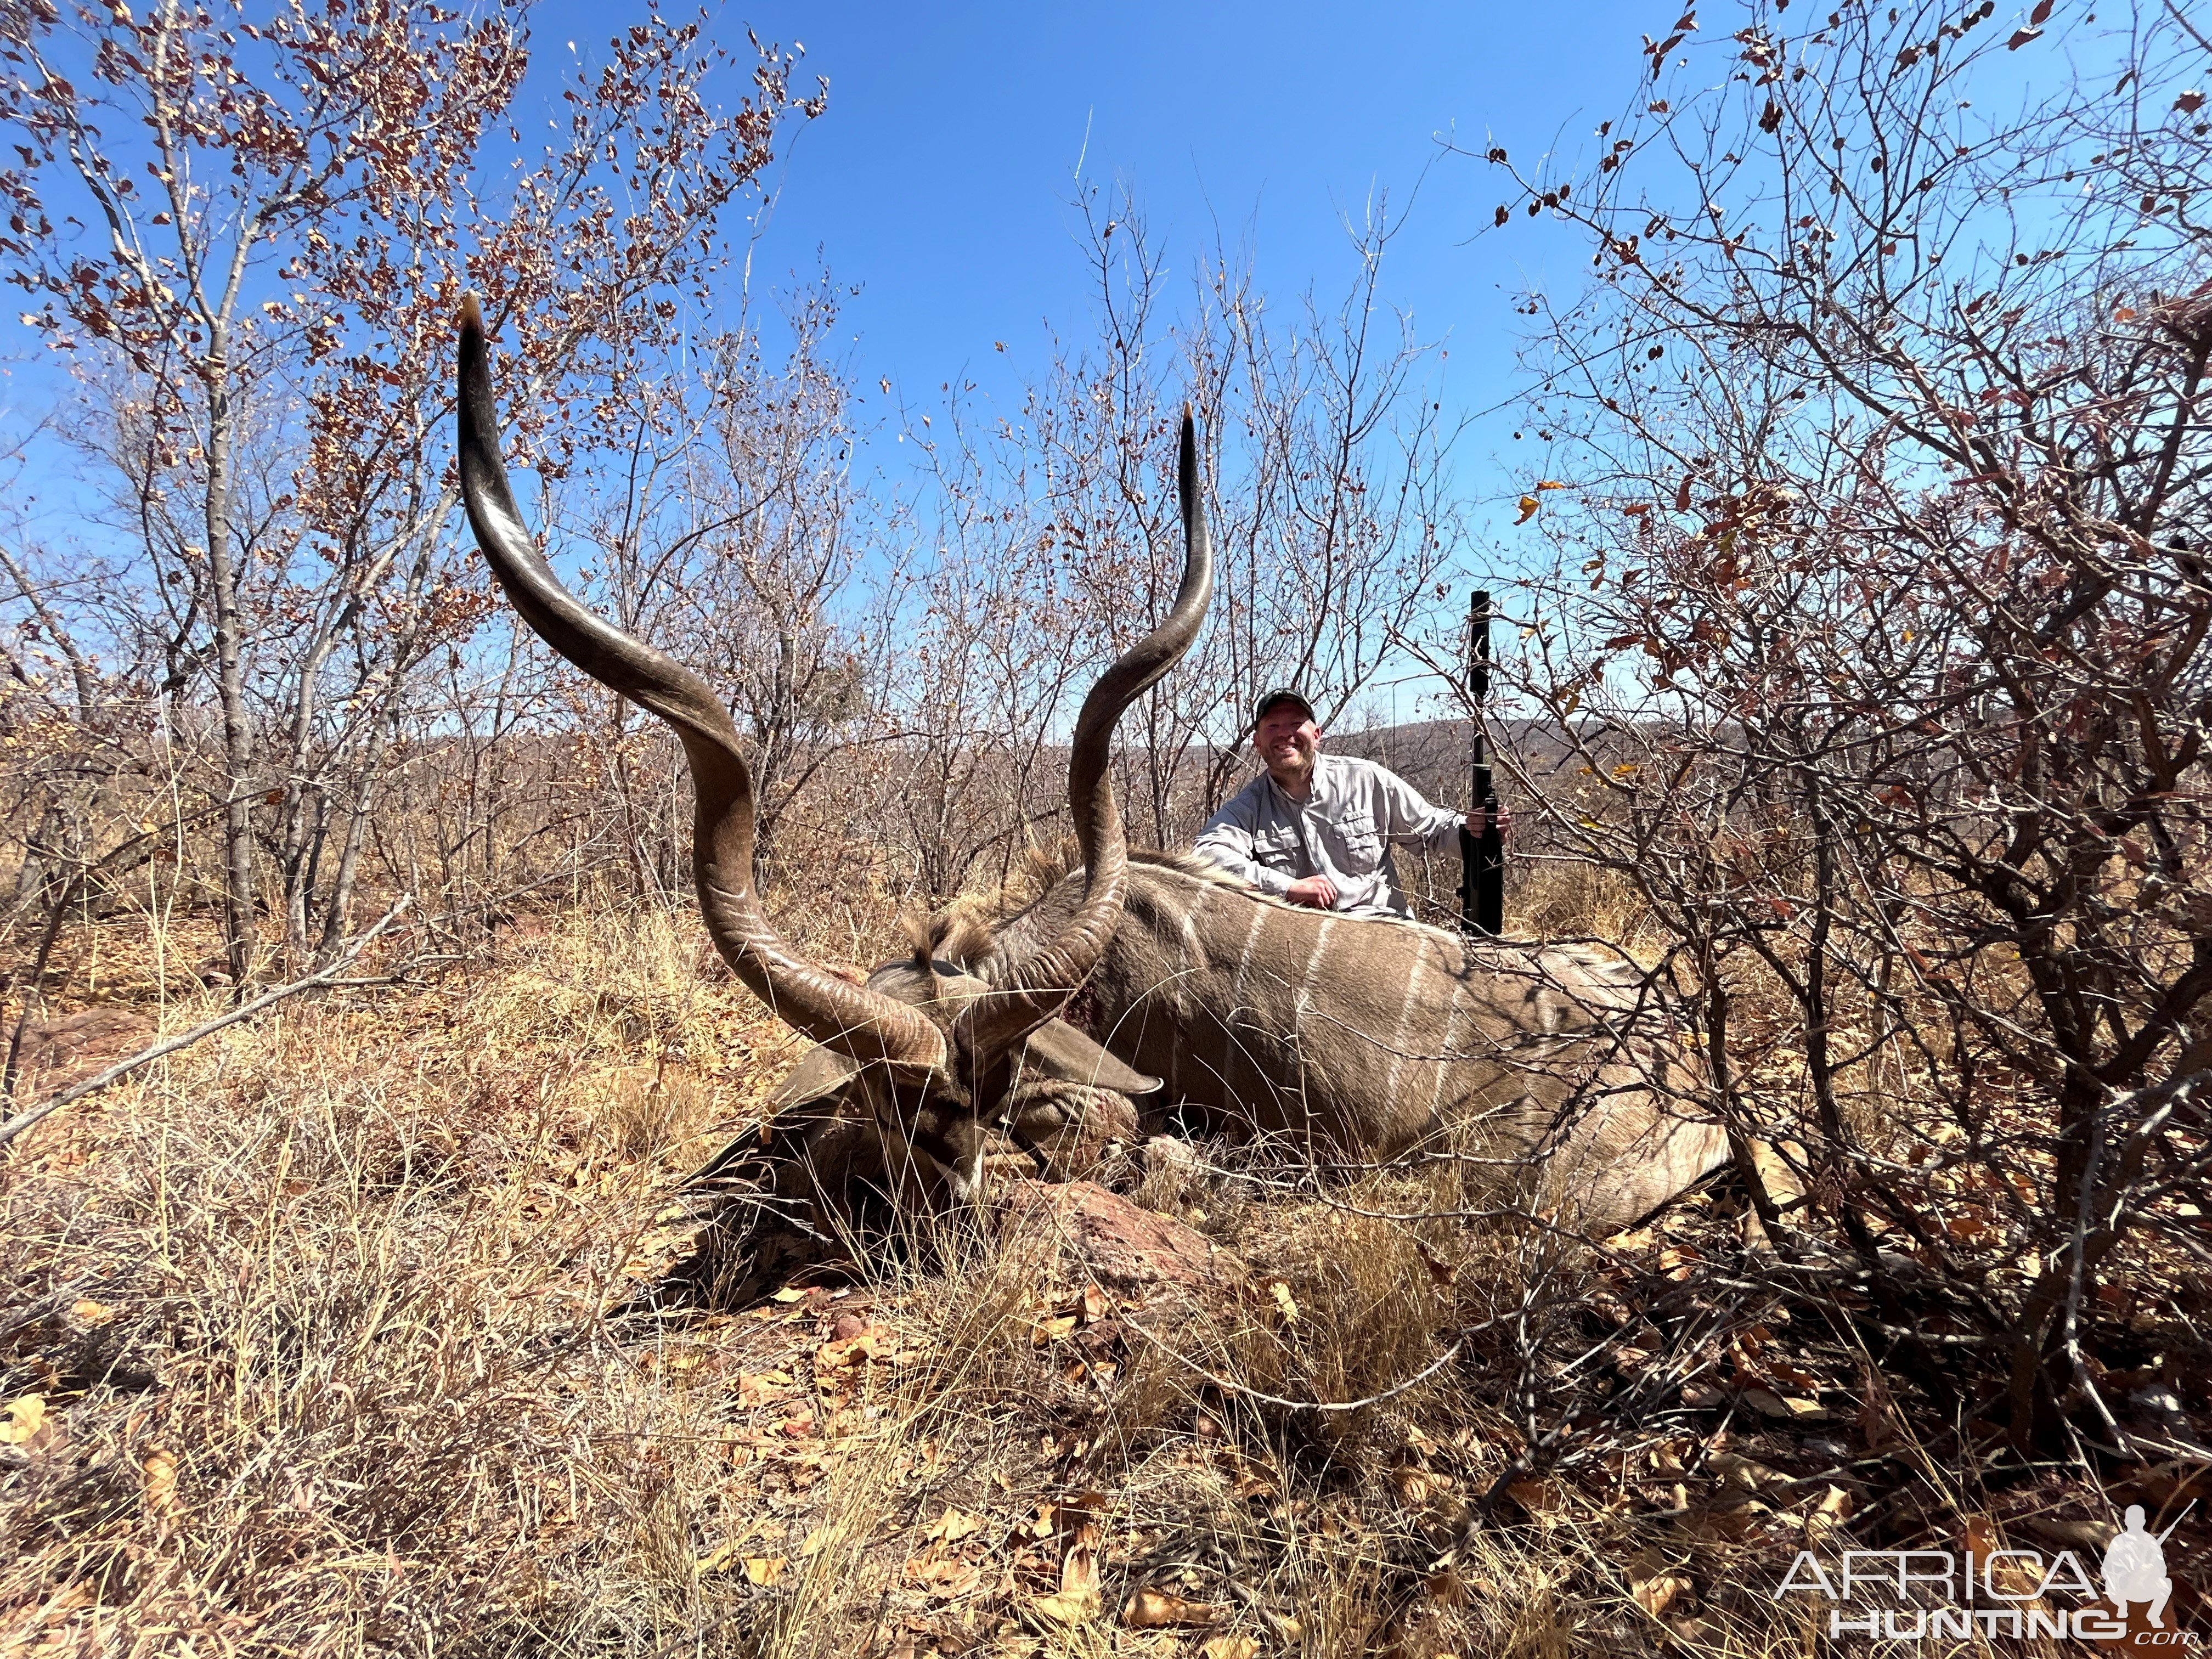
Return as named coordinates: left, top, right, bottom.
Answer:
left=456, top=295, right=1211, bottom=1211
left=461, top=294, right=1732, bottom=1246
left=962, top=859, right=1737, bottom=1234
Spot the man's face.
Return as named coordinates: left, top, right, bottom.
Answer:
left=1255, top=703, right=1321, bottom=781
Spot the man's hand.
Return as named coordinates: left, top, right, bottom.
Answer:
left=1283, top=874, right=1339, bottom=909
left=1465, top=803, right=1513, bottom=839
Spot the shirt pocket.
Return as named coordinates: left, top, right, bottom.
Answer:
left=1250, top=825, right=1302, bottom=871
left=1334, top=811, right=1384, bottom=863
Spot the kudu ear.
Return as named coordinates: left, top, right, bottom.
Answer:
left=766, top=1046, right=861, bottom=1113
left=1019, top=1020, right=1161, bottom=1098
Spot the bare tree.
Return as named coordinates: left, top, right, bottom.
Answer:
left=0, top=0, right=820, bottom=982
left=1475, top=0, right=2211, bottom=1446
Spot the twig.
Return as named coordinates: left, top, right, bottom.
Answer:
left=0, top=896, right=413, bottom=1154
left=1119, top=1312, right=1484, bottom=1413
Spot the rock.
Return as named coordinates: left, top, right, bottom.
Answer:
left=1001, top=1178, right=1246, bottom=1297
left=831, top=1311, right=867, bottom=1342
left=12, top=1006, right=155, bottom=1087
left=1137, top=1135, right=1202, bottom=1176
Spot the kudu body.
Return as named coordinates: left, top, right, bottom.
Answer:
left=970, top=855, right=1733, bottom=1234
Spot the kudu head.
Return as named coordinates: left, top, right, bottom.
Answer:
left=456, top=296, right=1211, bottom=1199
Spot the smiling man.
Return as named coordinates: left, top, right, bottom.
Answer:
left=1193, top=688, right=1504, bottom=919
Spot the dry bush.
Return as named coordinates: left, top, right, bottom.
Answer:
left=11, top=881, right=2190, bottom=1654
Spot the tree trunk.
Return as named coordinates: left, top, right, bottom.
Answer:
left=202, top=348, right=259, bottom=990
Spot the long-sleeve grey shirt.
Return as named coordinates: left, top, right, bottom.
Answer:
left=1192, top=753, right=1464, bottom=918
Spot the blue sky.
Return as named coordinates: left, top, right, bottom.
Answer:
left=528, top=0, right=1655, bottom=506
left=514, top=0, right=1668, bottom=723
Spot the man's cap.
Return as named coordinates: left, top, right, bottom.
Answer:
left=1251, top=686, right=1316, bottom=729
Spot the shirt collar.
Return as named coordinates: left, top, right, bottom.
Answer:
left=1262, top=751, right=1334, bottom=809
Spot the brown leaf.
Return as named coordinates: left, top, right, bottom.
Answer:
left=143, top=1447, right=178, bottom=1514
left=1033, top=1588, right=1100, bottom=1626
left=2007, top=24, right=2042, bottom=47
left=1515, top=495, right=1541, bottom=524
left=1201, top=1637, right=1259, bottom=1659
left=1060, top=1527, right=1101, bottom=1595
left=1509, top=1477, right=1562, bottom=1517
left=1805, top=1485, right=1852, bottom=1544
left=925, top=1505, right=985, bottom=1544
left=2177, top=91, right=2205, bottom=114
left=1627, top=1548, right=1690, bottom=1617
left=1121, top=1587, right=1227, bottom=1628
left=1742, top=1386, right=1829, bottom=1421
left=907, top=1555, right=981, bottom=1599
left=0, top=1395, right=45, bottom=1446
left=744, top=1555, right=788, bottom=1587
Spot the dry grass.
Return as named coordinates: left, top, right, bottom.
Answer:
left=2, top=893, right=2198, bottom=1656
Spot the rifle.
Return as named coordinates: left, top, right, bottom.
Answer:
left=1458, top=589, right=1505, bottom=938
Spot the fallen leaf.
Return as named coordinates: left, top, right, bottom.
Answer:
left=744, top=1555, right=788, bottom=1587
left=1201, top=1637, right=1259, bottom=1659
left=143, top=1448, right=178, bottom=1513
left=1034, top=1588, right=1100, bottom=1624
left=770, top=1286, right=809, bottom=1303
left=1741, top=1386, right=1828, bottom=1421
left=926, top=1505, right=985, bottom=1544
left=1122, top=1587, right=1227, bottom=1628
left=1627, top=1548, right=1690, bottom=1617
left=799, top=1524, right=843, bottom=1558
left=70, top=1300, right=114, bottom=1324
left=1269, top=1281, right=1299, bottom=1324
left=0, top=1395, right=44, bottom=1446
left=1032, top=1314, right=1079, bottom=1345
left=1509, top=1477, right=1562, bottom=1517
left=1060, top=1527, right=1101, bottom=1595
left=1080, top=1283, right=1110, bottom=1323
left=695, top=1538, right=746, bottom=1577
left=1805, top=1484, right=1852, bottom=1544
left=907, top=1555, right=982, bottom=1599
